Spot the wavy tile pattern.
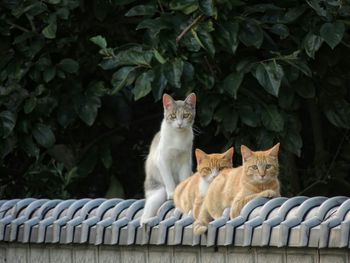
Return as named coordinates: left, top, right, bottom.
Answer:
left=0, top=197, right=349, bottom=247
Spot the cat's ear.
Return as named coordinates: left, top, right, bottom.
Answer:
left=184, top=93, right=196, bottom=109
left=195, top=148, right=207, bottom=164
left=268, top=143, right=280, bottom=157
left=223, top=147, right=234, bottom=161
left=163, top=94, right=175, bottom=109
left=241, top=145, right=253, bottom=162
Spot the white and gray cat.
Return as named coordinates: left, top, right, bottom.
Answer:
left=141, top=93, right=196, bottom=225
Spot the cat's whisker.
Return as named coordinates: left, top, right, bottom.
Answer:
left=192, top=125, right=202, bottom=135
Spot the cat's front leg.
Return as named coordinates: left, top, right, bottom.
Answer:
left=193, top=203, right=212, bottom=235
left=158, top=159, right=176, bottom=199
left=230, top=198, right=245, bottom=219
left=179, top=159, right=192, bottom=182
left=192, top=196, right=204, bottom=220
left=258, top=190, right=280, bottom=198
left=230, top=193, right=259, bottom=219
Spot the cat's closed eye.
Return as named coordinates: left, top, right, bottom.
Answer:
left=219, top=166, right=228, bottom=171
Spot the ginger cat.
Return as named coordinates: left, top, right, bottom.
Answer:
left=194, top=143, right=280, bottom=235
left=174, top=147, right=234, bottom=219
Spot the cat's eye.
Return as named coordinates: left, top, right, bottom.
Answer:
left=169, top=113, right=176, bottom=119
left=251, top=165, right=258, bottom=170
left=183, top=113, right=190, bottom=118
left=266, top=164, right=272, bottom=169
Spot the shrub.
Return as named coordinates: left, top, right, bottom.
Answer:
left=1, top=0, right=350, bottom=198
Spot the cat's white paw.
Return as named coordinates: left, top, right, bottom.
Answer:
left=193, top=223, right=207, bottom=235
left=260, top=190, right=278, bottom=198
left=230, top=207, right=241, bottom=219
left=167, top=191, right=174, bottom=200
left=140, top=216, right=152, bottom=227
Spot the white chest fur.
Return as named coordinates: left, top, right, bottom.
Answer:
left=155, top=122, right=193, bottom=182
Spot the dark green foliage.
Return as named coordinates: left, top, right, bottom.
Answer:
left=1, top=0, right=350, bottom=198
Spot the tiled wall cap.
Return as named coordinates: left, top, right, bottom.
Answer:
left=0, top=196, right=350, bottom=247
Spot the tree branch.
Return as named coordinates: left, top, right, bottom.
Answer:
left=6, top=20, right=30, bottom=33
left=176, top=15, right=203, bottom=45
left=158, top=0, right=165, bottom=13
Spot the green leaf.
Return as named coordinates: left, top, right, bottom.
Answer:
left=196, top=28, right=215, bottom=57
left=0, top=136, right=16, bottom=159
left=42, top=15, right=57, bottom=39
left=284, top=59, right=312, bottom=77
left=24, top=97, right=37, bottom=114
left=105, top=176, right=125, bottom=199
left=114, top=0, right=138, bottom=5
left=57, top=103, right=76, bottom=128
left=0, top=111, right=17, bottom=138
left=133, top=70, right=154, bottom=100
left=136, top=18, right=170, bottom=32
left=306, top=0, right=327, bottom=17
left=21, top=136, right=40, bottom=158
left=320, top=21, right=345, bottom=49
left=164, top=58, right=184, bottom=88
left=199, top=98, right=219, bottom=126
left=254, top=62, right=284, bottom=97
left=59, top=58, right=79, bottom=73
left=198, top=73, right=214, bottom=89
left=90, top=35, right=107, bottom=49
left=110, top=66, right=135, bottom=94
left=295, top=78, right=315, bottom=98
left=182, top=61, right=194, bottom=83
left=199, top=0, right=215, bottom=16
left=169, top=0, right=198, bottom=14
left=283, top=130, right=302, bottom=156
left=32, top=123, right=56, bottom=148
left=323, top=99, right=350, bottom=129
left=278, top=85, right=295, bottom=110
left=261, top=105, right=284, bottom=132
left=280, top=6, right=306, bottom=23
left=255, top=129, right=274, bottom=150
left=75, top=96, right=101, bottom=126
left=216, top=22, right=239, bottom=54
left=48, top=144, right=75, bottom=169
left=239, top=20, right=263, bottom=48
left=152, top=65, right=167, bottom=101
left=222, top=72, right=244, bottom=99
left=270, top=24, right=289, bottom=39
left=236, top=58, right=256, bottom=73
left=223, top=110, right=238, bottom=133
left=125, top=4, right=157, bottom=16
left=48, top=0, right=61, bottom=4
left=101, top=147, right=112, bottom=169
left=303, top=33, right=323, bottom=58
left=43, top=67, right=56, bottom=83
left=153, top=49, right=166, bottom=64
left=238, top=104, right=259, bottom=127
left=102, top=48, right=153, bottom=69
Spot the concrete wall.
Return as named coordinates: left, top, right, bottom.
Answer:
left=0, top=243, right=349, bottom=263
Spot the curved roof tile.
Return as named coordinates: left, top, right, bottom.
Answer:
left=0, top=197, right=349, bottom=247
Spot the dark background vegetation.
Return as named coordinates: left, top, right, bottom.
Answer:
left=1, top=0, right=350, bottom=199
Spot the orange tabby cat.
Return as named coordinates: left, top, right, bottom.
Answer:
left=194, top=143, right=280, bottom=235
left=174, top=147, right=234, bottom=219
